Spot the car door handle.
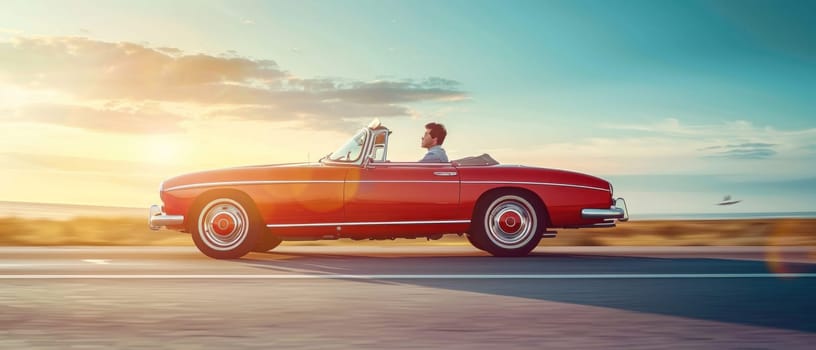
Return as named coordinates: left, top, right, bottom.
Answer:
left=433, top=171, right=458, bottom=176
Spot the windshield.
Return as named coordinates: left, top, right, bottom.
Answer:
left=326, top=129, right=367, bottom=162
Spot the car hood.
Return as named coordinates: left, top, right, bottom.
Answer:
left=161, top=162, right=321, bottom=191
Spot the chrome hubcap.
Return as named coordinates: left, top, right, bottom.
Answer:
left=498, top=210, right=522, bottom=234
left=485, top=195, right=536, bottom=249
left=198, top=199, right=249, bottom=251
left=212, top=212, right=237, bottom=235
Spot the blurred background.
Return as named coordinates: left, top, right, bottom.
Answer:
left=1, top=0, right=814, bottom=245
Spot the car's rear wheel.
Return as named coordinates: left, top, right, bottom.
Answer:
left=252, top=234, right=282, bottom=252
left=471, top=191, right=544, bottom=257
left=466, top=233, right=486, bottom=252
left=190, top=196, right=261, bottom=259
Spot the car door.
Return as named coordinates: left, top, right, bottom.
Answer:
left=343, top=162, right=461, bottom=223
left=258, top=164, right=347, bottom=226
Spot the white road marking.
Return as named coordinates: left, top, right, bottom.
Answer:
left=82, top=259, right=111, bottom=265
left=0, top=263, right=84, bottom=267
left=0, top=273, right=814, bottom=279
left=0, top=261, right=153, bottom=268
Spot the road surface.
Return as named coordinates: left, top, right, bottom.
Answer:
left=1, top=245, right=814, bottom=349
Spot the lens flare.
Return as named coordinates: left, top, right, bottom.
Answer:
left=765, top=219, right=812, bottom=276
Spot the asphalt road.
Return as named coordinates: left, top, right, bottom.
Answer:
left=1, top=245, right=815, bottom=349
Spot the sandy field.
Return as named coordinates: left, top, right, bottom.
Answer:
left=0, top=216, right=813, bottom=246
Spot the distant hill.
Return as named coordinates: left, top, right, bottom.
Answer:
left=0, top=201, right=145, bottom=220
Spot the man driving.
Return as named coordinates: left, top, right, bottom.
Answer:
left=419, top=122, right=448, bottom=162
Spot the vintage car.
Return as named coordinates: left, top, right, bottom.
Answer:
left=149, top=119, right=628, bottom=258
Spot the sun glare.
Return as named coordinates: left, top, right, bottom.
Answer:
left=147, top=135, right=183, bottom=165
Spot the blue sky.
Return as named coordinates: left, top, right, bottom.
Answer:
left=1, top=0, right=814, bottom=214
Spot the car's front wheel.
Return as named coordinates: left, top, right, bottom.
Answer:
left=190, top=196, right=261, bottom=259
left=470, top=191, right=544, bottom=257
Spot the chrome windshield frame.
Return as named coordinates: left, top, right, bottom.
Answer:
left=321, top=127, right=374, bottom=167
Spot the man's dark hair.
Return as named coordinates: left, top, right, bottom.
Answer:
left=425, top=122, right=447, bottom=145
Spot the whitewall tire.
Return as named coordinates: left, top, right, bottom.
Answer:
left=471, top=191, right=544, bottom=257
left=190, top=196, right=261, bottom=259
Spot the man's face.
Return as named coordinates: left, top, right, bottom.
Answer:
left=421, top=128, right=436, bottom=149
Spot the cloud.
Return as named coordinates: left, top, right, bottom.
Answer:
left=603, top=118, right=777, bottom=139
left=602, top=118, right=700, bottom=136
left=701, top=142, right=778, bottom=150
left=330, top=78, right=465, bottom=104
left=205, top=102, right=410, bottom=121
left=493, top=118, right=816, bottom=176
left=704, top=147, right=777, bottom=160
left=1, top=37, right=285, bottom=93
left=0, top=36, right=466, bottom=133
left=3, top=103, right=185, bottom=134
left=699, top=142, right=778, bottom=159
left=604, top=118, right=815, bottom=159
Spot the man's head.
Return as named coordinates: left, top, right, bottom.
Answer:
left=421, top=122, right=447, bottom=149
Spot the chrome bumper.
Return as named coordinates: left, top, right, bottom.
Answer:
left=148, top=205, right=185, bottom=231
left=582, top=198, right=629, bottom=222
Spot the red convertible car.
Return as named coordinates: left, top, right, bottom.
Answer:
left=149, top=119, right=628, bottom=258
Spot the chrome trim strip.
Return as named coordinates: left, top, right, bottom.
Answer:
left=168, top=180, right=609, bottom=192
left=375, top=162, right=453, bottom=166
left=266, top=219, right=471, bottom=228
left=166, top=180, right=344, bottom=191
left=166, top=180, right=460, bottom=191
left=433, top=171, right=458, bottom=176
left=356, top=180, right=458, bottom=184
left=462, top=181, right=610, bottom=192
